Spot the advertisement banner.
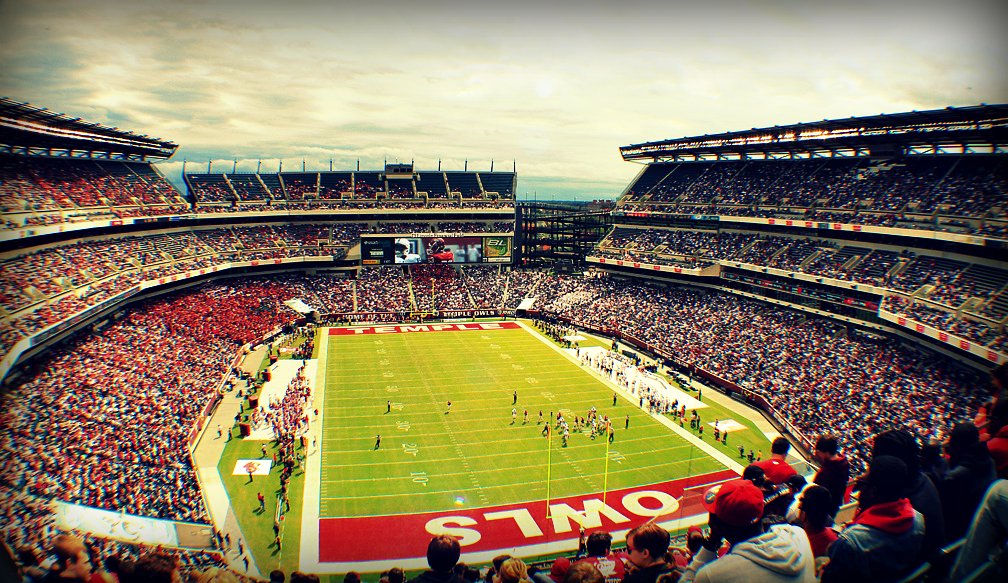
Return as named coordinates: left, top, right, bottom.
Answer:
left=55, top=502, right=179, bottom=547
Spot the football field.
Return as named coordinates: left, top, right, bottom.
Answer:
left=306, top=320, right=737, bottom=568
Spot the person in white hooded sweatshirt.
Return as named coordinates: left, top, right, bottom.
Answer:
left=680, top=479, right=817, bottom=583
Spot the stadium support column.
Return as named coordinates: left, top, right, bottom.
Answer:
left=513, top=205, right=524, bottom=266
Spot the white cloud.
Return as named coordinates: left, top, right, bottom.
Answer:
left=1, top=0, right=1005, bottom=200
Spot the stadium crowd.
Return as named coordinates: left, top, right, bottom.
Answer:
left=1, top=157, right=518, bottom=233
left=620, top=156, right=1008, bottom=229
left=1, top=266, right=1006, bottom=581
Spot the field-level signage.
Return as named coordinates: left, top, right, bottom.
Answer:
left=318, top=469, right=735, bottom=562
left=329, top=322, right=520, bottom=336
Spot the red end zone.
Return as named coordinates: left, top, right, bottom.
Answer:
left=330, top=321, right=521, bottom=335
left=318, top=469, right=736, bottom=563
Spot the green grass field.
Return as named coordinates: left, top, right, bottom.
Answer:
left=320, top=323, right=725, bottom=518
left=220, top=321, right=776, bottom=577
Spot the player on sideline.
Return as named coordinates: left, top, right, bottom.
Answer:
left=512, top=407, right=517, bottom=424
left=374, top=434, right=381, bottom=450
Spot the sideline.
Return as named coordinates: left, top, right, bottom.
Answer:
left=516, top=321, right=746, bottom=475
left=299, top=328, right=328, bottom=571
left=192, top=374, right=262, bottom=578
left=575, top=328, right=811, bottom=468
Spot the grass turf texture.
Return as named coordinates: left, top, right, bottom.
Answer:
left=222, top=322, right=776, bottom=578
left=320, top=323, right=726, bottom=519
left=217, top=331, right=317, bottom=576
left=218, top=431, right=306, bottom=576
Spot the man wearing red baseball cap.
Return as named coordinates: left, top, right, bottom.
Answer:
left=680, top=479, right=817, bottom=583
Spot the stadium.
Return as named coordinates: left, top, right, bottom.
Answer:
left=2, top=3, right=1008, bottom=583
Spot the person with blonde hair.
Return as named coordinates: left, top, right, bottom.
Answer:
left=498, top=558, right=531, bottom=583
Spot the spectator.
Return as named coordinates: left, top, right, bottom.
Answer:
left=811, top=435, right=849, bottom=519
left=562, top=562, right=603, bottom=583
left=948, top=479, right=1008, bottom=581
left=796, top=485, right=838, bottom=558
left=290, top=572, right=321, bottom=583
left=870, top=429, right=945, bottom=557
left=130, top=553, right=179, bottom=583
left=498, top=558, right=530, bottom=583
left=987, top=399, right=1008, bottom=478
left=575, top=531, right=624, bottom=583
left=408, top=535, right=462, bottom=583
left=270, top=569, right=286, bottom=583
left=754, top=437, right=798, bottom=485
left=623, top=521, right=672, bottom=583
left=821, top=456, right=925, bottom=583
left=940, top=422, right=997, bottom=541
left=681, top=479, right=816, bottom=582
left=975, top=363, right=1008, bottom=440
left=45, top=534, right=93, bottom=582
left=345, top=572, right=362, bottom=583
left=919, top=439, right=948, bottom=489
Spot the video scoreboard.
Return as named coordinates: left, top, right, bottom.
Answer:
left=361, top=234, right=512, bottom=265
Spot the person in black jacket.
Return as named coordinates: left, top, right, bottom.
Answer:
left=940, top=422, right=996, bottom=542
left=871, top=428, right=945, bottom=558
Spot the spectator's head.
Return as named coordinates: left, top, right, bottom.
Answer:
left=584, top=531, right=613, bottom=557
left=498, top=558, right=528, bottom=583
left=742, top=464, right=767, bottom=488
left=270, top=569, right=286, bottom=583
left=290, top=573, right=321, bottom=583
left=195, top=568, right=241, bottom=583
left=872, top=429, right=920, bottom=477
left=625, top=521, right=670, bottom=569
left=814, top=435, right=839, bottom=461
left=991, top=362, right=1008, bottom=395
left=862, top=455, right=908, bottom=506
left=785, top=474, right=807, bottom=494
left=988, top=398, right=1008, bottom=436
left=492, top=555, right=512, bottom=574
left=132, top=553, right=178, bottom=583
left=344, top=572, right=361, bottom=583
left=702, top=479, right=765, bottom=544
left=426, top=535, right=461, bottom=572
left=686, top=525, right=705, bottom=555
left=771, top=437, right=791, bottom=456
left=946, top=422, right=981, bottom=461
left=563, top=562, right=603, bottom=583
left=388, top=567, right=405, bottom=583
left=548, top=557, right=570, bottom=583
left=920, top=439, right=944, bottom=469
left=49, top=535, right=92, bottom=582
left=16, top=546, right=40, bottom=567
left=798, top=485, right=833, bottom=530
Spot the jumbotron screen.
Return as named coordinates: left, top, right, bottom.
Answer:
left=360, top=235, right=512, bottom=265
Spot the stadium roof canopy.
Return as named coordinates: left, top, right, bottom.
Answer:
left=620, top=104, right=1008, bottom=163
left=0, top=97, right=178, bottom=161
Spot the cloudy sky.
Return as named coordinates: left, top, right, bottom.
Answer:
left=1, top=0, right=1005, bottom=200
